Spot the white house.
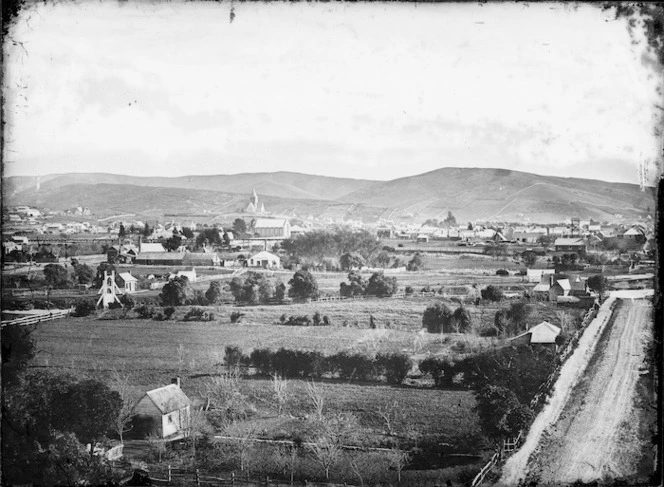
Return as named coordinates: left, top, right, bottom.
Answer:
left=510, top=321, right=561, bottom=348
left=247, top=251, right=281, bottom=268
left=117, top=272, right=138, bottom=293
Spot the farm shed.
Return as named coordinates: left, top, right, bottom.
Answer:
left=509, top=321, right=561, bottom=348
left=133, top=381, right=191, bottom=440
left=183, top=252, right=221, bottom=266
left=134, top=252, right=185, bottom=266
left=117, top=272, right=138, bottom=293
left=248, top=250, right=281, bottom=268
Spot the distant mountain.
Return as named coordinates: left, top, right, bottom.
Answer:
left=4, top=168, right=654, bottom=223
left=3, top=172, right=377, bottom=201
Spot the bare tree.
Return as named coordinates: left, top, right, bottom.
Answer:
left=108, top=369, right=138, bottom=444
left=187, top=408, right=212, bottom=458
left=376, top=400, right=402, bottom=436
left=307, top=411, right=359, bottom=481
left=387, top=447, right=411, bottom=483
left=146, top=429, right=166, bottom=462
left=556, top=310, right=574, bottom=333
left=223, top=422, right=258, bottom=472
left=307, top=435, right=342, bottom=481
left=271, top=373, right=289, bottom=416
left=305, top=380, right=325, bottom=421
left=271, top=443, right=299, bottom=484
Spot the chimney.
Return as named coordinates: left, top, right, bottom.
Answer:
left=171, top=377, right=181, bottom=388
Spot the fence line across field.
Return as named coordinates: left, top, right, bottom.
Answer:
left=1, top=308, right=72, bottom=328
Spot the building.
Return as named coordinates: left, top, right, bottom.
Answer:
left=139, top=242, right=166, bottom=253
left=416, top=234, right=429, bottom=243
left=554, top=238, right=587, bottom=253
left=133, top=380, right=191, bottom=440
left=253, top=218, right=291, bottom=239
left=510, top=321, right=561, bottom=348
left=247, top=250, right=281, bottom=268
left=526, top=268, right=555, bottom=283
left=245, top=189, right=267, bottom=214
left=182, top=252, right=221, bottom=266
left=134, top=252, right=185, bottom=266
left=117, top=272, right=138, bottom=293
left=549, top=279, right=571, bottom=301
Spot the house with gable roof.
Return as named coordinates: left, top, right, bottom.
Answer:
left=509, top=321, right=561, bottom=349
left=133, top=379, right=191, bottom=440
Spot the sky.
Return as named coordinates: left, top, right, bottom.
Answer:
left=3, top=1, right=662, bottom=185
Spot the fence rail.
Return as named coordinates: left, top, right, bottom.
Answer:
left=1, top=308, right=72, bottom=327
left=470, top=449, right=500, bottom=487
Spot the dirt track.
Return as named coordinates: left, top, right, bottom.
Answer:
left=522, top=298, right=652, bottom=485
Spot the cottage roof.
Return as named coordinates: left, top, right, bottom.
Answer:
left=623, top=227, right=644, bottom=236
left=554, top=238, right=585, bottom=246
left=136, top=252, right=185, bottom=261
left=555, top=279, right=571, bottom=291
left=140, top=243, right=166, bottom=253
left=145, top=384, right=191, bottom=414
left=250, top=251, right=280, bottom=261
left=183, top=253, right=219, bottom=263
left=254, top=218, right=288, bottom=229
left=533, top=282, right=551, bottom=292
left=118, top=272, right=138, bottom=282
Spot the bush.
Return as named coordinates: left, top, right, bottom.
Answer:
left=250, top=348, right=273, bottom=375
left=183, top=307, right=215, bottom=322
left=419, top=357, right=455, bottom=388
left=404, top=285, right=414, bottom=295
left=312, top=311, right=322, bottom=326
left=322, top=315, right=331, bottom=326
left=164, top=306, right=176, bottom=320
left=422, top=302, right=453, bottom=334
left=230, top=311, right=244, bottom=323
left=135, top=304, right=155, bottom=319
left=225, top=345, right=246, bottom=368
left=496, top=269, right=509, bottom=276
left=73, top=299, right=96, bottom=317
left=283, top=315, right=312, bottom=326
left=481, top=285, right=504, bottom=302
left=479, top=326, right=499, bottom=337
left=330, top=351, right=377, bottom=381
left=120, top=293, right=135, bottom=309
left=377, top=352, right=412, bottom=384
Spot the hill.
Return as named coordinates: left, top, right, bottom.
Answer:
left=4, top=168, right=654, bottom=223
left=3, top=171, right=377, bottom=202
left=337, top=167, right=655, bottom=222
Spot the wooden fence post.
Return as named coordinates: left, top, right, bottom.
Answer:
left=195, top=469, right=200, bottom=487
left=231, top=471, right=235, bottom=485
left=168, top=465, right=172, bottom=482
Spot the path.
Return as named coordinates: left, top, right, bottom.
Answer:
left=499, top=289, right=653, bottom=485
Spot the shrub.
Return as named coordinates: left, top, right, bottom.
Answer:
left=160, top=276, right=194, bottom=306
left=283, top=315, right=312, bottom=326
left=452, top=306, right=472, bottom=333
left=225, top=345, right=246, bottom=368
left=135, top=304, right=155, bottom=319
left=404, top=285, right=414, bottom=295
left=377, top=352, right=412, bottom=384
left=73, top=299, right=96, bottom=317
left=481, top=285, right=504, bottom=302
left=364, top=272, right=398, bottom=297
left=422, top=302, right=454, bottom=334
left=230, top=311, right=244, bottom=323
left=419, top=357, right=455, bottom=388
left=479, top=326, right=499, bottom=337
left=120, top=293, right=135, bottom=309
left=164, top=306, right=176, bottom=320
left=183, top=307, right=215, bottom=322
left=250, top=348, right=273, bottom=375
left=330, top=351, right=377, bottom=381
left=407, top=253, right=423, bottom=271
left=312, top=311, right=322, bottom=326
left=322, top=315, right=331, bottom=326
left=496, top=269, right=509, bottom=276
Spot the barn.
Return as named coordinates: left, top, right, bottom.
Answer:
left=117, top=272, right=138, bottom=293
left=133, top=380, right=191, bottom=440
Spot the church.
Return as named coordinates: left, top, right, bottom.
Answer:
left=244, top=189, right=267, bottom=214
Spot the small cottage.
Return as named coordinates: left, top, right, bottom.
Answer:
left=247, top=250, right=281, bottom=269
left=117, top=272, right=138, bottom=293
left=133, top=380, right=191, bottom=440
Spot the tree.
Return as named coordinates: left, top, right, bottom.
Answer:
left=1, top=323, right=36, bottom=387
left=50, top=379, right=123, bottom=453
left=43, top=263, right=69, bottom=288
left=271, top=374, right=289, bottom=416
left=339, top=271, right=367, bottom=297
left=406, top=253, right=423, bottom=271
left=232, top=218, right=247, bottom=235
left=443, top=211, right=457, bottom=227
left=229, top=272, right=272, bottom=304
left=118, top=224, right=126, bottom=238
left=340, top=252, right=365, bottom=271
left=94, top=262, right=116, bottom=287
left=506, top=302, right=533, bottom=334
left=422, top=302, right=453, bottom=334
left=288, top=270, right=319, bottom=301
left=205, top=281, right=223, bottom=304
left=143, top=223, right=151, bottom=237
left=181, top=227, right=194, bottom=239
left=74, top=263, right=94, bottom=285
left=195, top=228, right=223, bottom=249
left=163, top=235, right=181, bottom=252
left=587, top=274, right=609, bottom=294
left=275, top=280, right=286, bottom=302
left=364, top=271, right=398, bottom=297
left=494, top=309, right=509, bottom=335
left=475, top=385, right=533, bottom=442
left=521, top=250, right=537, bottom=268
left=160, top=276, right=194, bottom=306
left=452, top=306, right=472, bottom=333
left=481, top=285, right=503, bottom=302
left=108, top=369, right=137, bottom=444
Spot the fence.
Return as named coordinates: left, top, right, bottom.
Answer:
left=149, top=466, right=354, bottom=487
left=1, top=308, right=72, bottom=328
left=470, top=449, right=501, bottom=487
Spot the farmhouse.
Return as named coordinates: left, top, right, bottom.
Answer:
left=510, top=321, right=561, bottom=348
left=253, top=218, right=291, bottom=238
left=554, top=238, right=587, bottom=253
left=117, top=272, right=138, bottom=293
left=133, top=380, right=191, bottom=440
left=549, top=279, right=571, bottom=301
left=247, top=250, right=281, bottom=268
